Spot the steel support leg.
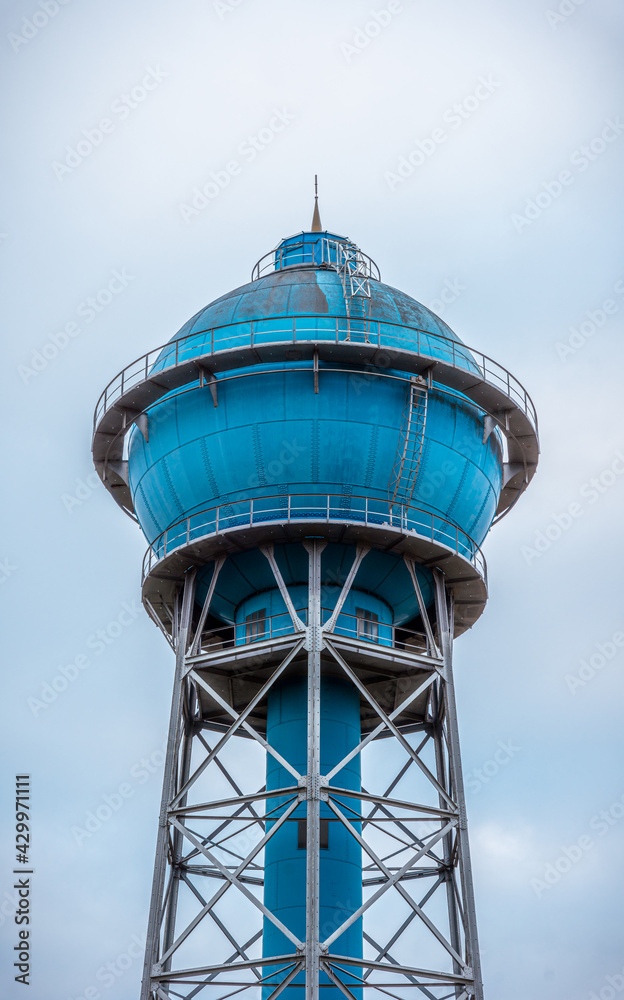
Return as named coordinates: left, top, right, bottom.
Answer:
left=140, top=570, right=196, bottom=1000
left=162, top=721, right=194, bottom=969
left=432, top=681, right=464, bottom=995
left=434, top=569, right=484, bottom=1000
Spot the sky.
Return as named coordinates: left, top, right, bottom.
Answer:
left=1, top=0, right=623, bottom=997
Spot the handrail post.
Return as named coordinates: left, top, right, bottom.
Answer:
left=326, top=495, right=330, bottom=522
left=186, top=519, right=190, bottom=545
left=250, top=498, right=253, bottom=526
left=211, top=327, right=214, bottom=354
left=293, top=316, right=296, bottom=344
left=250, top=320, right=254, bottom=349
left=216, top=506, right=219, bottom=535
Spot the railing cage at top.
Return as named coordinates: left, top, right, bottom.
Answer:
left=251, top=236, right=382, bottom=282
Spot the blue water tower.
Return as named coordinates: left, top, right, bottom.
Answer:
left=93, top=191, right=538, bottom=1000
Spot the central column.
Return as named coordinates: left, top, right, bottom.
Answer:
left=262, top=541, right=363, bottom=997
left=305, top=539, right=324, bottom=1000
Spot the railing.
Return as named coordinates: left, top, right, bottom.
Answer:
left=94, top=314, right=538, bottom=435
left=141, top=493, right=487, bottom=584
left=251, top=236, right=381, bottom=282
left=193, top=607, right=428, bottom=655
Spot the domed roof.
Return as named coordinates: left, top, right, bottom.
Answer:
left=147, top=230, right=481, bottom=382
left=167, top=231, right=464, bottom=349
left=172, top=270, right=456, bottom=340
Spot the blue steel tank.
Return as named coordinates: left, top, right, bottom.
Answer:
left=128, top=233, right=502, bottom=557
left=119, top=223, right=510, bottom=991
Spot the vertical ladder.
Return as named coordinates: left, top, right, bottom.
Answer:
left=388, top=376, right=429, bottom=523
left=322, top=238, right=372, bottom=340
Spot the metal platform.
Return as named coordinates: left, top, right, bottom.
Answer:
left=141, top=502, right=488, bottom=637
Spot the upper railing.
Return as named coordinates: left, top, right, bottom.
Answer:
left=93, top=314, right=538, bottom=435
left=251, top=235, right=381, bottom=282
left=141, top=492, right=487, bottom=585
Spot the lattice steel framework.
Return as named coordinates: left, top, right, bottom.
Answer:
left=139, top=539, right=484, bottom=1000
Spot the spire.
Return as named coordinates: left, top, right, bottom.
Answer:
left=311, top=174, right=322, bottom=232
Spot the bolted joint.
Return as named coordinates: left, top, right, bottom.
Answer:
left=307, top=773, right=321, bottom=799
left=304, top=623, right=324, bottom=652
left=307, top=774, right=328, bottom=800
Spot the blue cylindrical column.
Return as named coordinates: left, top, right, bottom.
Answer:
left=263, top=674, right=362, bottom=994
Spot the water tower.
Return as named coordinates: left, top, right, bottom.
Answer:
left=92, top=191, right=538, bottom=1000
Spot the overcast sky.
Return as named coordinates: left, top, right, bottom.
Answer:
left=1, top=1, right=623, bottom=998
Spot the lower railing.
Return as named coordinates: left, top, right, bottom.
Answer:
left=192, top=607, right=429, bottom=656
left=141, top=493, right=487, bottom=583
